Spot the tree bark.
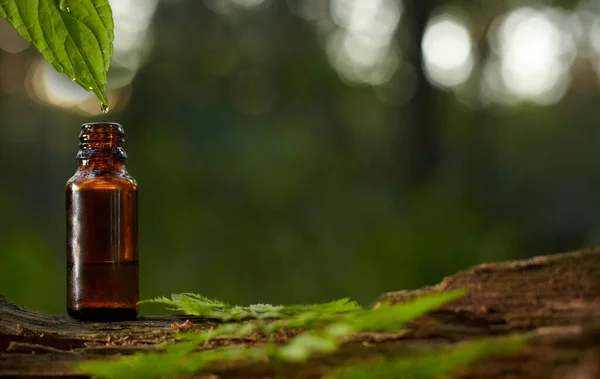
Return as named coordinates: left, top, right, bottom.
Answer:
left=1, top=249, right=599, bottom=378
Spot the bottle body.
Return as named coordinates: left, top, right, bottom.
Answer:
left=66, top=122, right=138, bottom=321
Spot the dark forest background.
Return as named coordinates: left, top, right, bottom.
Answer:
left=1, top=0, right=600, bottom=314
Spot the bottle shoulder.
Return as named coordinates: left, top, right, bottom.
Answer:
left=66, top=170, right=138, bottom=191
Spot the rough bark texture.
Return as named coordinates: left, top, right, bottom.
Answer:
left=1, top=249, right=599, bottom=378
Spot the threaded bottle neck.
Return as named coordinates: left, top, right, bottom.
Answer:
left=77, top=122, right=128, bottom=161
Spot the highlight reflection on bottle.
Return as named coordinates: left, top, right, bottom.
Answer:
left=66, top=122, right=138, bottom=321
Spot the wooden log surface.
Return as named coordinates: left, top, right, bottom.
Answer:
left=1, top=249, right=599, bottom=378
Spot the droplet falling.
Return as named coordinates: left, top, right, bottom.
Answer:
left=101, top=104, right=109, bottom=114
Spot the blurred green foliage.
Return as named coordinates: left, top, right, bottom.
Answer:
left=330, top=334, right=527, bottom=379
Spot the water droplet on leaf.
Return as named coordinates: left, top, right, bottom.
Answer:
left=101, top=104, right=109, bottom=114
left=71, top=78, right=76, bottom=82
left=59, top=0, right=71, bottom=12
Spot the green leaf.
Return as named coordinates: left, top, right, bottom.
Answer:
left=279, top=298, right=363, bottom=316
left=75, top=329, right=261, bottom=379
left=140, top=293, right=232, bottom=319
left=275, top=322, right=354, bottom=362
left=350, top=289, right=467, bottom=332
left=329, top=334, right=528, bottom=379
left=277, top=333, right=339, bottom=361
left=76, top=345, right=265, bottom=379
left=140, top=293, right=363, bottom=321
left=76, top=340, right=198, bottom=379
left=0, top=0, right=114, bottom=107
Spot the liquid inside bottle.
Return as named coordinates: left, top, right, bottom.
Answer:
left=66, top=122, right=138, bottom=321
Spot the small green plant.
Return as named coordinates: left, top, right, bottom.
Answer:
left=75, top=289, right=526, bottom=379
left=139, top=292, right=363, bottom=320
left=0, top=0, right=114, bottom=110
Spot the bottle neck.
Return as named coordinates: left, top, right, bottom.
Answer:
left=78, top=157, right=126, bottom=172
left=76, top=122, right=128, bottom=172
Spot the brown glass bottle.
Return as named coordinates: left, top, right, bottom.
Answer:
left=66, top=122, right=138, bottom=321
